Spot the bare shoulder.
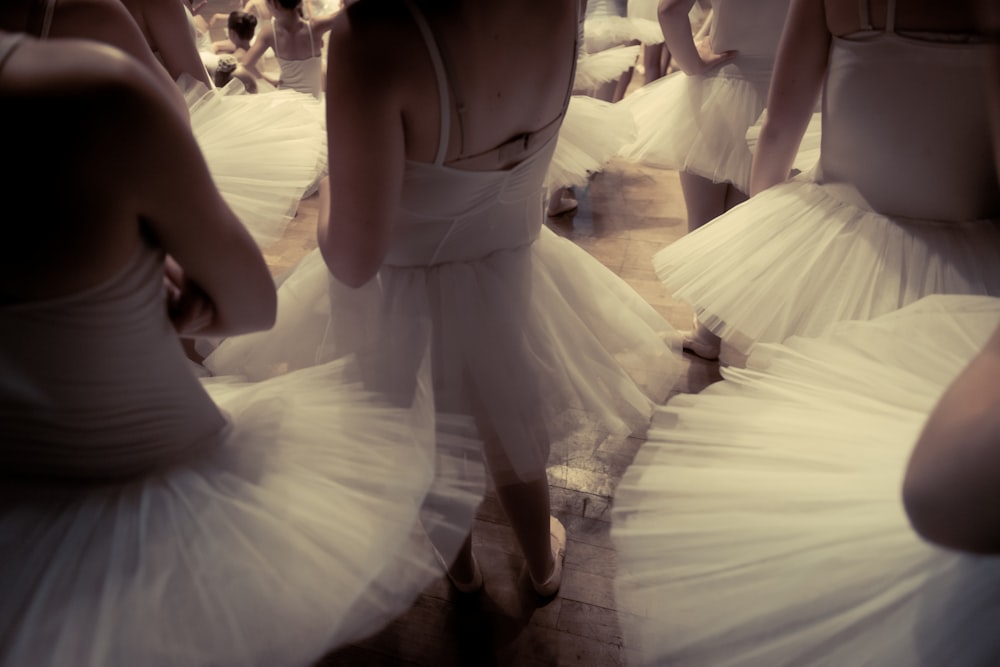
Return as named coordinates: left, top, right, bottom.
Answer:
left=2, top=37, right=144, bottom=96
left=326, top=0, right=415, bottom=89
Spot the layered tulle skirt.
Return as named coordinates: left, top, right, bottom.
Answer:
left=573, top=44, right=640, bottom=93
left=618, top=58, right=773, bottom=191
left=613, top=295, right=1000, bottom=666
left=0, top=358, right=483, bottom=667
left=184, top=78, right=326, bottom=247
left=654, top=178, right=1000, bottom=353
left=547, top=95, right=637, bottom=189
left=206, top=227, right=680, bottom=485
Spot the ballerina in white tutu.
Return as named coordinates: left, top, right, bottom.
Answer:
left=206, top=0, right=680, bottom=598
left=241, top=0, right=336, bottom=97
left=618, top=0, right=793, bottom=359
left=613, top=293, right=1000, bottom=665
left=0, top=31, right=479, bottom=667
left=653, top=0, right=1000, bottom=357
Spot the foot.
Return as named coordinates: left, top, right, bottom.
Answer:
left=434, top=547, right=484, bottom=595
left=530, top=516, right=567, bottom=598
left=681, top=318, right=721, bottom=361
left=547, top=192, right=578, bottom=217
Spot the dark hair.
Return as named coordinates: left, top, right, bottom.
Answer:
left=275, top=0, right=302, bottom=8
left=227, top=11, right=258, bottom=42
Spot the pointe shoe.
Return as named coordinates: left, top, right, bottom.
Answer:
left=547, top=194, right=579, bottom=217
left=530, top=516, right=567, bottom=598
left=681, top=318, right=721, bottom=361
left=434, top=547, right=484, bottom=595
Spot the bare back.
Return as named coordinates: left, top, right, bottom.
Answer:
left=824, top=0, right=987, bottom=36
left=349, top=0, right=579, bottom=170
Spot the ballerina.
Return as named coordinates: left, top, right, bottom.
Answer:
left=241, top=0, right=336, bottom=97
left=652, top=0, right=1000, bottom=357
left=613, top=293, right=1000, bottom=665
left=0, top=30, right=480, bottom=667
left=206, top=0, right=680, bottom=597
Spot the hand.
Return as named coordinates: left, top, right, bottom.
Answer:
left=691, top=36, right=737, bottom=75
left=164, top=256, right=216, bottom=336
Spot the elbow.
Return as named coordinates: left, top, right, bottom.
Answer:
left=319, top=242, right=381, bottom=289
left=902, top=472, right=1000, bottom=556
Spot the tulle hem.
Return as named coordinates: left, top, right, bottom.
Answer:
left=0, top=358, right=484, bottom=667
left=654, top=179, right=1000, bottom=352
left=613, top=295, right=1000, bottom=666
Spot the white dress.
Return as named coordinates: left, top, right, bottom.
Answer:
left=205, top=0, right=680, bottom=487
left=618, top=0, right=792, bottom=191
left=613, top=294, right=1000, bottom=665
left=653, top=2, right=1000, bottom=353
left=0, top=233, right=482, bottom=667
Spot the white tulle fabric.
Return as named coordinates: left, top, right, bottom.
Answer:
left=654, top=179, right=1000, bottom=353
left=573, top=44, right=640, bottom=92
left=745, top=109, right=823, bottom=177
left=547, top=95, right=636, bottom=189
left=618, top=59, right=772, bottom=191
left=0, top=245, right=483, bottom=666
left=207, top=225, right=680, bottom=486
left=182, top=77, right=326, bottom=247
left=614, top=295, right=1000, bottom=666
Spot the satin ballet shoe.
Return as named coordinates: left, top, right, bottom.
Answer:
left=681, top=318, right=721, bottom=361
left=530, top=516, right=567, bottom=598
left=434, top=546, right=484, bottom=595
left=547, top=196, right=579, bottom=217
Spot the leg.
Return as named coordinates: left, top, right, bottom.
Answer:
left=676, top=171, right=737, bottom=360
left=678, top=170, right=730, bottom=232
left=495, top=477, right=555, bottom=585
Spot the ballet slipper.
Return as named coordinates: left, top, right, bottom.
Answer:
left=530, top=516, right=567, bottom=598
left=547, top=193, right=579, bottom=217
left=681, top=317, right=721, bottom=361
left=434, top=546, right=484, bottom=595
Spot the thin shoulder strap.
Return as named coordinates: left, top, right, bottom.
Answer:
left=858, top=0, right=873, bottom=30
left=41, top=0, right=56, bottom=38
left=0, top=32, right=26, bottom=71
left=270, top=17, right=280, bottom=57
left=403, top=0, right=450, bottom=166
left=885, top=0, right=897, bottom=33
left=26, top=0, right=57, bottom=38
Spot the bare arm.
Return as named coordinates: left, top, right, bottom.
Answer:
left=747, top=0, right=828, bottom=196
left=657, top=0, right=735, bottom=75
left=130, top=0, right=213, bottom=88
left=903, top=322, right=1000, bottom=554
left=240, top=22, right=273, bottom=81
left=45, top=0, right=191, bottom=119
left=318, top=17, right=404, bottom=288
left=122, top=47, right=275, bottom=334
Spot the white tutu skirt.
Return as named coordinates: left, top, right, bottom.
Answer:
left=618, top=59, right=773, bottom=191
left=573, top=44, right=640, bottom=92
left=654, top=178, right=1000, bottom=353
left=183, top=78, right=326, bottom=247
left=547, top=96, right=637, bottom=190
left=584, top=15, right=664, bottom=52
left=0, top=358, right=483, bottom=667
left=206, top=227, right=680, bottom=485
left=613, top=295, right=1000, bottom=666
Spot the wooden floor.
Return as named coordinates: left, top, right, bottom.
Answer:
left=260, top=157, right=721, bottom=666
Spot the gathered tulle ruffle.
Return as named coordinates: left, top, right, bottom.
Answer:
left=584, top=15, right=664, bottom=52
left=182, top=77, right=326, bottom=248
left=613, top=295, right=1000, bottom=666
left=618, top=62, right=772, bottom=190
left=547, top=95, right=637, bottom=189
left=206, top=228, right=680, bottom=486
left=654, top=179, right=1000, bottom=353
left=0, top=357, right=484, bottom=667
left=574, top=44, right=640, bottom=92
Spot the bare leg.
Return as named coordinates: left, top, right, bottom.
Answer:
left=612, top=66, right=634, bottom=102
left=679, top=170, right=730, bottom=232
left=677, top=172, right=749, bottom=360
left=495, top=478, right=555, bottom=585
